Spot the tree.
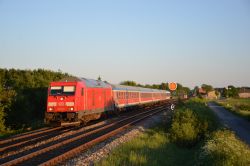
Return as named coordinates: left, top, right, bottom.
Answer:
left=221, top=88, right=228, bottom=98
left=193, top=86, right=199, bottom=96
left=227, top=85, right=239, bottom=98
left=98, top=75, right=102, bottom=81
left=160, top=83, right=168, bottom=90
left=201, top=84, right=213, bottom=93
left=182, top=87, right=191, bottom=95
left=120, top=80, right=137, bottom=86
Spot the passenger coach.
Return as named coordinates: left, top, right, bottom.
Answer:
left=112, top=84, right=170, bottom=108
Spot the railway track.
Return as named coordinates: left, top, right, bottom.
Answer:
left=0, top=127, right=74, bottom=155
left=0, top=127, right=61, bottom=145
left=0, top=100, right=174, bottom=166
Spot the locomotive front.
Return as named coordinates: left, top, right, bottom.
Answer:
left=45, top=81, right=82, bottom=126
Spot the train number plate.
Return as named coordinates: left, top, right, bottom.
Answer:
left=58, top=102, right=65, bottom=106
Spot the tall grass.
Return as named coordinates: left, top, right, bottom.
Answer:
left=217, top=98, right=250, bottom=120
left=199, top=130, right=250, bottom=166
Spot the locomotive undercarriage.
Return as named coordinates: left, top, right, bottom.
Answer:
left=45, top=111, right=104, bottom=126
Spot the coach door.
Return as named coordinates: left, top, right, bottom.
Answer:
left=126, top=90, right=128, bottom=106
left=103, top=90, right=106, bottom=111
left=79, top=88, right=84, bottom=110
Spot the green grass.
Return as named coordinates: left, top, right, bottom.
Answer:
left=0, top=120, right=45, bottom=139
left=0, top=128, right=24, bottom=138
left=96, top=98, right=250, bottom=166
left=217, top=98, right=250, bottom=121
left=96, top=126, right=201, bottom=166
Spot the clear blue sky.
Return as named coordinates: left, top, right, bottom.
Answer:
left=0, top=0, right=250, bottom=88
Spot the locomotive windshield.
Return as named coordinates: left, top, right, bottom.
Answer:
left=50, top=86, right=75, bottom=96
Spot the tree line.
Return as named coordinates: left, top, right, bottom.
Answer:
left=0, top=68, right=68, bottom=133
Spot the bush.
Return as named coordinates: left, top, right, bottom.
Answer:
left=169, top=98, right=219, bottom=148
left=198, top=130, right=250, bottom=166
left=170, top=108, right=208, bottom=147
left=0, top=105, right=6, bottom=132
left=235, top=104, right=250, bottom=111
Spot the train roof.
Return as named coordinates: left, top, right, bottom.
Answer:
left=59, top=77, right=111, bottom=88
left=111, top=84, right=170, bottom=93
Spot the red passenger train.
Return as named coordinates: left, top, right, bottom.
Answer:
left=45, top=77, right=171, bottom=126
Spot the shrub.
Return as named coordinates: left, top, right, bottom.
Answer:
left=235, top=104, right=250, bottom=111
left=169, top=98, right=218, bottom=148
left=170, top=108, right=208, bottom=147
left=198, top=130, right=250, bottom=166
left=0, top=105, right=6, bottom=132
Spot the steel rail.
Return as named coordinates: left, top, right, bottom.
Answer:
left=0, top=127, right=62, bottom=146
left=0, top=127, right=50, bottom=142
left=0, top=127, right=72, bottom=154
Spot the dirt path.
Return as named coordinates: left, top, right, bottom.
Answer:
left=208, top=102, right=250, bottom=145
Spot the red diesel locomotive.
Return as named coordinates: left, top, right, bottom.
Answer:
left=45, top=77, right=170, bottom=126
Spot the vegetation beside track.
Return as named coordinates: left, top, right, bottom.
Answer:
left=216, top=98, right=250, bottom=121
left=97, top=98, right=250, bottom=166
left=0, top=68, right=68, bottom=137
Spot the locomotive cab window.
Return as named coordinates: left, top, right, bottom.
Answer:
left=50, top=86, right=75, bottom=96
left=63, top=86, right=75, bottom=95
left=50, top=86, right=62, bottom=95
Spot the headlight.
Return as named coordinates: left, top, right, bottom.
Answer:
left=66, top=102, right=74, bottom=106
left=49, top=107, right=53, bottom=111
left=70, top=107, right=74, bottom=111
left=48, top=102, right=57, bottom=106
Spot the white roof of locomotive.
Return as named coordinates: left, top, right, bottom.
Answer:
left=59, top=77, right=111, bottom=88
left=81, top=78, right=111, bottom=88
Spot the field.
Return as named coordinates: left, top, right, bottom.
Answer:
left=96, top=98, right=250, bottom=166
left=217, top=98, right=250, bottom=120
